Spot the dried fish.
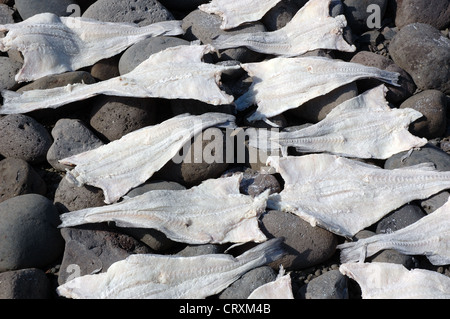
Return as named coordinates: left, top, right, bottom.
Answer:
left=249, top=85, right=427, bottom=159
left=338, top=198, right=450, bottom=265
left=60, top=112, right=235, bottom=204
left=59, top=174, right=269, bottom=244
left=56, top=237, right=285, bottom=299
left=0, top=45, right=239, bottom=115
left=247, top=266, right=294, bottom=299
left=0, top=13, right=184, bottom=82
left=212, top=0, right=356, bottom=55
left=235, top=56, right=399, bottom=123
left=266, top=154, right=450, bottom=237
left=340, top=262, right=450, bottom=299
left=199, top=0, right=282, bottom=30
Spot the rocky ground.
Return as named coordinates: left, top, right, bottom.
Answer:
left=0, top=0, right=449, bottom=299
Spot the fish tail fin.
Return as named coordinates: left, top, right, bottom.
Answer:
left=247, top=128, right=281, bottom=152
left=377, top=69, right=400, bottom=87
left=237, top=237, right=285, bottom=265
left=58, top=209, right=93, bottom=228
left=338, top=240, right=371, bottom=263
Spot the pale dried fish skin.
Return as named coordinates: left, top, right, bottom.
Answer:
left=0, top=45, right=238, bottom=115
left=212, top=0, right=356, bottom=56
left=340, top=262, right=450, bottom=299
left=267, top=154, right=450, bottom=237
left=58, top=174, right=269, bottom=244
left=56, top=237, right=285, bottom=299
left=60, top=112, right=235, bottom=204
left=338, top=198, right=450, bottom=265
left=247, top=266, right=294, bottom=299
left=0, top=13, right=184, bottom=82
left=236, top=56, right=399, bottom=122
left=199, top=0, right=282, bottom=30
left=250, top=85, right=427, bottom=159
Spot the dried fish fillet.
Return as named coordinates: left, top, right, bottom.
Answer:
left=338, top=198, right=450, bottom=265
left=59, top=174, right=269, bottom=244
left=340, top=262, right=450, bottom=299
left=247, top=266, right=294, bottom=299
left=56, top=237, right=285, bottom=299
left=199, top=0, right=282, bottom=30
left=249, top=85, right=427, bottom=159
left=0, top=45, right=238, bottom=115
left=0, top=13, right=184, bottom=82
left=60, top=112, right=235, bottom=204
left=236, top=56, right=399, bottom=123
left=212, top=0, right=356, bottom=55
left=266, top=154, right=450, bottom=237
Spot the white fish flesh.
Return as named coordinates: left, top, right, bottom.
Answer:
left=199, top=0, right=282, bottom=30
left=340, top=262, right=450, bottom=299
left=247, top=266, right=294, bottom=299
left=58, top=174, right=269, bottom=245
left=338, top=197, right=450, bottom=265
left=60, top=112, right=235, bottom=204
left=249, top=85, right=427, bottom=159
left=56, top=237, right=285, bottom=299
left=0, top=45, right=239, bottom=115
left=212, top=0, right=356, bottom=55
left=266, top=154, right=450, bottom=237
left=235, top=56, right=399, bottom=123
left=0, top=13, right=183, bottom=82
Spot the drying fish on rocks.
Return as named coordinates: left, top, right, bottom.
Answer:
left=59, top=174, right=269, bottom=245
left=266, top=154, right=450, bottom=238
left=60, top=112, right=235, bottom=204
left=338, top=197, right=450, bottom=265
left=0, top=13, right=183, bottom=82
left=249, top=85, right=427, bottom=159
left=0, top=45, right=239, bottom=114
left=199, top=0, right=282, bottom=30
left=56, top=237, right=285, bottom=299
left=340, top=262, right=450, bottom=299
left=235, top=56, right=399, bottom=123
left=247, top=266, right=294, bottom=299
left=212, top=0, right=356, bottom=56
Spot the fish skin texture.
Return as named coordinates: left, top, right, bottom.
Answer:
left=266, top=154, right=450, bottom=238
left=56, top=237, right=286, bottom=299
left=199, top=0, right=282, bottom=30
left=0, top=44, right=239, bottom=115
left=249, top=85, right=427, bottom=159
left=338, top=198, right=450, bottom=265
left=58, top=174, right=269, bottom=245
left=247, top=266, right=294, bottom=299
left=60, top=112, right=236, bottom=204
left=340, top=262, right=450, bottom=299
left=0, top=13, right=184, bottom=82
left=236, top=56, right=399, bottom=123
left=212, top=0, right=356, bottom=55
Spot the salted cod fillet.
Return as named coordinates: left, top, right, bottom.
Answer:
left=59, top=112, right=235, bottom=204
left=248, top=85, right=427, bottom=159
left=0, top=12, right=183, bottom=82
left=266, top=154, right=450, bottom=237
left=0, top=45, right=238, bottom=114
left=58, top=174, right=269, bottom=245
left=340, top=262, right=450, bottom=299
left=56, top=237, right=285, bottom=299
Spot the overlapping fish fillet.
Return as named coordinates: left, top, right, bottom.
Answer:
left=267, top=154, right=450, bottom=237
left=59, top=174, right=269, bottom=244
left=236, top=56, right=399, bottom=123
left=338, top=197, right=450, bottom=265
left=0, top=13, right=183, bottom=82
left=340, top=262, right=450, bottom=299
left=212, top=0, right=356, bottom=55
left=0, top=45, right=238, bottom=114
left=199, top=0, right=282, bottom=30
left=60, top=112, right=235, bottom=204
left=56, top=237, right=285, bottom=299
left=249, top=85, right=427, bottom=159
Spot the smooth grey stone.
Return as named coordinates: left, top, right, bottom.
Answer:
left=0, top=56, right=21, bottom=91
left=395, top=0, right=450, bottom=30
left=304, top=270, right=348, bottom=299
left=15, top=0, right=77, bottom=20
left=0, top=268, right=51, bottom=299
